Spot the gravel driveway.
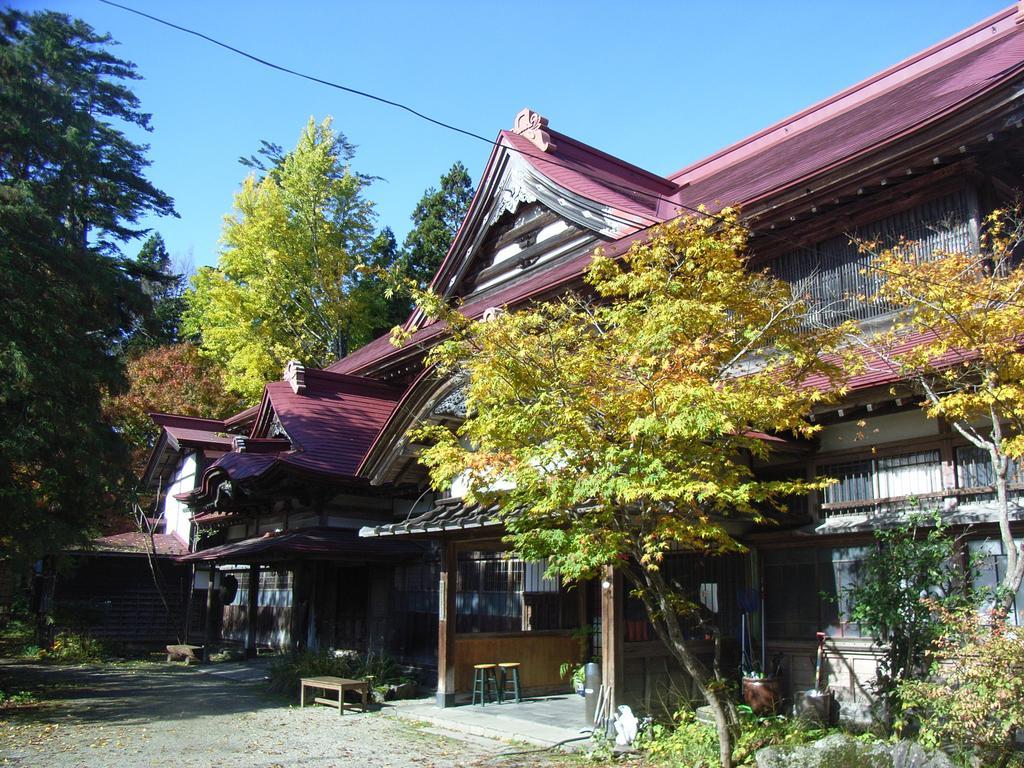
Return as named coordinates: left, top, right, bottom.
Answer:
left=0, top=661, right=576, bottom=768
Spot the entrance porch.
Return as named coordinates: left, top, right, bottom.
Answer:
left=392, top=693, right=592, bottom=749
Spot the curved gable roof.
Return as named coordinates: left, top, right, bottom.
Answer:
left=328, top=5, right=1024, bottom=382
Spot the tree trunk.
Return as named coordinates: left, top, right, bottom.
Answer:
left=626, top=565, right=738, bottom=768
left=992, top=449, right=1024, bottom=613
left=33, top=557, right=56, bottom=650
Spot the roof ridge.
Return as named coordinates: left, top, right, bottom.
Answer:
left=300, top=367, right=405, bottom=397
left=148, top=412, right=226, bottom=428
left=667, top=4, right=1019, bottom=185
left=536, top=129, right=678, bottom=191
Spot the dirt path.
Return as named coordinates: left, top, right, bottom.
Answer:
left=0, top=661, right=576, bottom=768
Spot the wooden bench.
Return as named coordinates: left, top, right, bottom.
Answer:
left=300, top=676, right=369, bottom=715
left=166, top=644, right=204, bottom=664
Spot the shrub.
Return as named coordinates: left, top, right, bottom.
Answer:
left=641, top=707, right=837, bottom=766
left=0, top=689, right=38, bottom=708
left=267, top=649, right=412, bottom=698
left=642, top=709, right=719, bottom=767
left=0, top=618, right=34, bottom=657
left=842, top=513, right=976, bottom=720
left=20, top=630, right=107, bottom=663
left=898, top=604, right=1024, bottom=767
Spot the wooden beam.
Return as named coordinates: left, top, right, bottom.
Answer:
left=436, top=541, right=457, bottom=707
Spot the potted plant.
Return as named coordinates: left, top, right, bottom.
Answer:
left=559, top=662, right=587, bottom=696
left=740, top=652, right=784, bottom=716
left=561, top=624, right=597, bottom=696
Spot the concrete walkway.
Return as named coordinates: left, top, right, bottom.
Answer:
left=390, top=694, right=595, bottom=750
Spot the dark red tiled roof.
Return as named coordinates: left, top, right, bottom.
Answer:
left=79, top=532, right=189, bottom=557
left=182, top=369, right=404, bottom=504
left=501, top=128, right=676, bottom=225
left=260, top=369, right=403, bottom=476
left=224, top=404, right=260, bottom=430
left=178, top=527, right=424, bottom=564
left=672, top=14, right=1024, bottom=214
left=149, top=413, right=233, bottom=449
left=801, top=330, right=979, bottom=395
left=328, top=10, right=1024, bottom=382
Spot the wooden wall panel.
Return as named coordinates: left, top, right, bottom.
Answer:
left=453, top=632, right=578, bottom=697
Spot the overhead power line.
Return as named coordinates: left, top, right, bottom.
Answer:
left=98, top=0, right=1024, bottom=311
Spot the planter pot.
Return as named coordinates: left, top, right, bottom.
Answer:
left=742, top=676, right=782, bottom=715
left=794, top=688, right=834, bottom=725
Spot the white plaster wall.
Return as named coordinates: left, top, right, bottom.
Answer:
left=161, top=453, right=196, bottom=545
left=818, top=409, right=938, bottom=453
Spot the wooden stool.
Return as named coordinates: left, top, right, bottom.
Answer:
left=497, top=662, right=521, bottom=704
left=471, top=663, right=499, bottom=705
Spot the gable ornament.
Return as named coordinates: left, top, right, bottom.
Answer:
left=283, top=359, right=306, bottom=394
left=513, top=108, right=556, bottom=152
left=497, top=164, right=539, bottom=218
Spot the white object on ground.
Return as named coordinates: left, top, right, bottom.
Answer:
left=613, top=704, right=638, bottom=746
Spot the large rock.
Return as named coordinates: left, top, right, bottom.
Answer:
left=755, top=733, right=955, bottom=768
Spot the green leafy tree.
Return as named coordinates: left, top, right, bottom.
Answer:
left=127, top=233, right=187, bottom=348
left=843, top=514, right=976, bottom=723
left=898, top=604, right=1024, bottom=767
left=103, top=343, right=243, bottom=482
left=407, top=211, right=845, bottom=768
left=363, top=226, right=410, bottom=334
left=856, top=207, right=1024, bottom=611
left=0, top=10, right=174, bottom=566
left=184, top=117, right=384, bottom=401
left=401, top=161, right=474, bottom=288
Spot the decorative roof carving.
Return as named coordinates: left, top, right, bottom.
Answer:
left=432, top=386, right=467, bottom=419
left=361, top=496, right=500, bottom=537
left=283, top=359, right=306, bottom=394
left=268, top=413, right=288, bottom=440
left=497, top=164, right=540, bottom=218
left=512, top=108, right=556, bottom=152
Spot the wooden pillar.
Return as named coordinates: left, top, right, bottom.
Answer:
left=246, top=563, right=260, bottom=659
left=290, top=562, right=305, bottom=653
left=308, top=562, right=320, bottom=650
left=436, top=541, right=457, bottom=707
left=600, top=565, right=624, bottom=711
left=204, top=565, right=219, bottom=655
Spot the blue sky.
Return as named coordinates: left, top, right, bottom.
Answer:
left=13, top=0, right=1010, bottom=269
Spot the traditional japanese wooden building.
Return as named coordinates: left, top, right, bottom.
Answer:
left=148, top=364, right=430, bottom=660
left=149, top=4, right=1024, bottom=723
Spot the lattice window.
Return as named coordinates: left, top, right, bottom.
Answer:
left=955, top=445, right=1023, bottom=488
left=763, top=546, right=868, bottom=639
left=819, top=450, right=942, bottom=513
left=455, top=551, right=575, bottom=633
left=773, top=190, right=975, bottom=329
left=969, top=538, right=1024, bottom=626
